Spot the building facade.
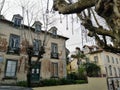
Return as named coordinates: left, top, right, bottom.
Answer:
left=83, top=45, right=120, bottom=90
left=0, top=14, right=68, bottom=84
left=67, top=47, right=86, bottom=73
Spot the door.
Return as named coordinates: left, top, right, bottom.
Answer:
left=31, top=62, right=41, bottom=82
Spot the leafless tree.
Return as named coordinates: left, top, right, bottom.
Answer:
left=0, top=0, right=5, bottom=15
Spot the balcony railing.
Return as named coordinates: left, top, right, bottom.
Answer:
left=51, top=52, right=59, bottom=59
left=33, top=50, right=39, bottom=56
left=7, top=46, right=20, bottom=55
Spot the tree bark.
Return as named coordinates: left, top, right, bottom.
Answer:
left=53, top=0, right=96, bottom=14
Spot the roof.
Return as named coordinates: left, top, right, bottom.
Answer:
left=0, top=18, right=69, bottom=40
left=83, top=45, right=103, bottom=54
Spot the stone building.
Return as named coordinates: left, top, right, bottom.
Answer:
left=0, top=14, right=68, bottom=84
left=83, top=45, right=120, bottom=90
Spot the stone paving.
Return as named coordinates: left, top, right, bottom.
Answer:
left=0, top=86, right=32, bottom=90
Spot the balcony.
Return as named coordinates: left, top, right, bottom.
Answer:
left=51, top=52, right=59, bottom=59
left=7, top=46, right=20, bottom=55
left=33, top=50, right=39, bottom=56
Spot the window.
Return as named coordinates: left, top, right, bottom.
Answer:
left=94, top=56, right=98, bottom=63
left=52, top=30, right=57, bottom=35
left=5, top=60, right=17, bottom=77
left=113, top=67, right=117, bottom=76
left=105, top=67, right=108, bottom=76
left=35, top=24, right=41, bottom=32
left=8, top=34, right=20, bottom=54
left=51, top=62, right=58, bottom=77
left=33, top=39, right=41, bottom=55
left=106, top=55, right=110, bottom=63
left=118, top=68, right=120, bottom=76
left=116, top=58, right=118, bottom=64
left=14, top=18, right=22, bottom=27
left=52, top=29, right=57, bottom=38
left=109, top=65, right=112, bottom=76
left=51, top=43, right=59, bottom=59
left=51, top=43, right=58, bottom=53
left=0, top=56, right=3, bottom=63
left=112, top=57, right=114, bottom=63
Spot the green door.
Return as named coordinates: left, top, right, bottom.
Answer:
left=31, top=62, right=41, bottom=82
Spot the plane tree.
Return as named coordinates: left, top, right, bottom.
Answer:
left=53, top=0, right=120, bottom=53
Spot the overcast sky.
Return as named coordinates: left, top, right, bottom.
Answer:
left=1, top=0, right=97, bottom=52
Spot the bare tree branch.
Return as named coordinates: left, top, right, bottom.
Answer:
left=53, top=0, right=96, bottom=14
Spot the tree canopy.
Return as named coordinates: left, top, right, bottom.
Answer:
left=53, top=0, right=120, bottom=54
left=83, top=63, right=101, bottom=77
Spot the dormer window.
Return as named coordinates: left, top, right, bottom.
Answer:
left=49, top=26, right=57, bottom=38
left=12, top=14, right=23, bottom=27
left=52, top=29, right=57, bottom=36
left=35, top=24, right=41, bottom=32
left=33, top=21, right=42, bottom=33
left=14, top=18, right=21, bottom=27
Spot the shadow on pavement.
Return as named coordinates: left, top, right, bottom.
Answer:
left=0, top=86, right=33, bottom=90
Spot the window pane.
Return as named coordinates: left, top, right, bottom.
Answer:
left=5, top=60, right=17, bottom=77
left=0, top=57, right=3, bottom=62
left=51, top=63, right=58, bottom=77
left=112, top=57, right=114, bottom=63
left=106, top=55, right=110, bottom=63
left=51, top=43, right=58, bottom=53
left=9, top=34, right=20, bottom=49
left=35, top=24, right=41, bottom=32
left=116, top=58, right=118, bottom=64
left=94, top=56, right=98, bottom=63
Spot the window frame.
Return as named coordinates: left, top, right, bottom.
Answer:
left=4, top=59, right=18, bottom=79
left=33, top=39, right=41, bottom=56
left=35, top=24, right=41, bottom=32
left=118, top=68, right=120, bottom=76
left=106, top=55, right=110, bottom=63
left=52, top=29, right=57, bottom=35
left=51, top=43, right=59, bottom=59
left=51, top=43, right=58, bottom=53
left=116, top=58, right=118, bottom=64
left=112, top=57, right=114, bottom=64
left=113, top=67, right=117, bottom=76
left=94, top=56, right=98, bottom=64
left=14, top=18, right=22, bottom=27
left=7, top=34, right=20, bottom=54
left=51, top=62, right=58, bottom=78
left=109, top=65, right=112, bottom=76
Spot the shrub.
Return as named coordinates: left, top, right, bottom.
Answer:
left=75, top=80, right=87, bottom=84
left=16, top=79, right=87, bottom=87
left=67, top=72, right=78, bottom=80
left=39, top=78, right=87, bottom=87
left=40, top=79, right=59, bottom=86
left=16, top=81, right=27, bottom=87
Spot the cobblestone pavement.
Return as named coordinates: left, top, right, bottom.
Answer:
left=0, top=86, right=32, bottom=90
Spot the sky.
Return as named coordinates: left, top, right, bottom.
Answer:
left=0, top=0, right=98, bottom=52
